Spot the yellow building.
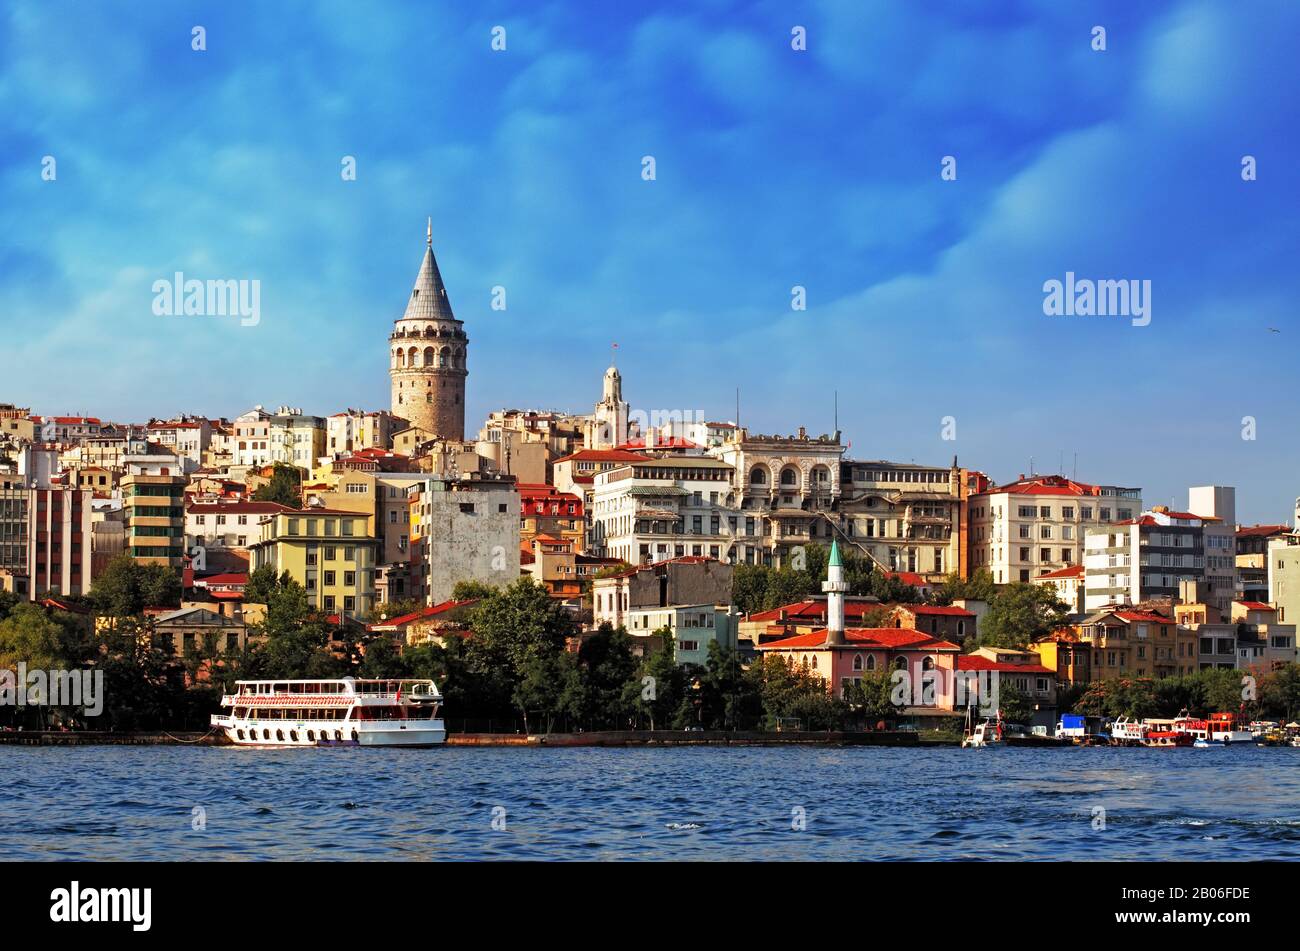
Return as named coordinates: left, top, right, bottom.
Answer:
left=1073, top=608, right=1197, bottom=681
left=122, top=473, right=186, bottom=567
left=249, top=508, right=379, bottom=617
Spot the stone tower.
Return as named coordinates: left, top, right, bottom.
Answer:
left=389, top=219, right=468, bottom=441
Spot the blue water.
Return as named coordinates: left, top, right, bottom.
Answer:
left=1, top=745, right=1297, bottom=860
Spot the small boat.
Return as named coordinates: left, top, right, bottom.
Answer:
left=1110, top=717, right=1148, bottom=746
left=961, top=705, right=1005, bottom=748
left=962, top=718, right=1005, bottom=748
left=1140, top=719, right=1193, bottom=747
left=1207, top=712, right=1253, bottom=744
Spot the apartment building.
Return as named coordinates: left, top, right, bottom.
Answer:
left=407, top=472, right=520, bottom=605
left=835, top=458, right=986, bottom=580
left=250, top=508, right=380, bottom=617
left=1187, top=485, right=1237, bottom=617
left=518, top=483, right=585, bottom=553
left=1237, top=523, right=1291, bottom=602
left=1083, top=507, right=1212, bottom=612
left=1266, top=530, right=1300, bottom=625
left=326, top=409, right=405, bottom=457
left=969, top=474, right=1142, bottom=584
left=1072, top=608, right=1197, bottom=681
left=590, top=456, right=741, bottom=565
left=0, top=480, right=94, bottom=597
left=708, top=427, right=843, bottom=568
left=120, top=472, right=185, bottom=568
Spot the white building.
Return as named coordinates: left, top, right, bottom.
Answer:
left=969, top=474, right=1143, bottom=584
left=590, top=456, right=741, bottom=565
left=1083, top=507, right=1211, bottom=612
left=1188, top=485, right=1237, bottom=618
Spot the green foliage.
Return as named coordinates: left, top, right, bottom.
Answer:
left=976, top=582, right=1070, bottom=649
left=0, top=589, right=19, bottom=623
left=730, top=543, right=921, bottom=616
left=88, top=555, right=181, bottom=617
left=449, top=580, right=496, bottom=602
left=995, top=678, right=1034, bottom=724
left=624, top=629, right=685, bottom=730
left=842, top=668, right=901, bottom=724
left=250, top=463, right=302, bottom=509
left=931, top=568, right=996, bottom=606
left=1067, top=666, right=1300, bottom=721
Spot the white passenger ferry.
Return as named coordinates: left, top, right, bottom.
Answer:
left=211, top=677, right=446, bottom=747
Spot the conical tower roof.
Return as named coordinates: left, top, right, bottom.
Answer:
left=402, top=219, right=456, bottom=322
left=828, top=539, right=842, bottom=568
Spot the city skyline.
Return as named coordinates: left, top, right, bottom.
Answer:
left=3, top=0, right=1299, bottom=524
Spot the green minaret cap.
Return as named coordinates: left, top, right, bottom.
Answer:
left=828, top=540, right=842, bottom=568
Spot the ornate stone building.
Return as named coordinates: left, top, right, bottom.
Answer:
left=389, top=221, right=468, bottom=441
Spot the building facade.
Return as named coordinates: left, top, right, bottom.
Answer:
left=970, top=474, right=1143, bottom=584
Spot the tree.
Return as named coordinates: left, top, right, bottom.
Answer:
left=88, top=555, right=181, bottom=618
left=977, top=583, right=1070, bottom=649
left=996, top=679, right=1034, bottom=724
left=359, top=636, right=408, bottom=679
left=931, top=568, right=996, bottom=606
left=0, top=589, right=19, bottom=623
left=251, top=463, right=302, bottom=509
left=624, top=630, right=685, bottom=730
left=513, top=650, right=584, bottom=734
left=463, top=577, right=575, bottom=682
left=844, top=668, right=900, bottom=725
left=577, top=623, right=638, bottom=729
left=1259, top=663, right=1300, bottom=721
left=731, top=564, right=769, bottom=615
left=449, top=580, right=495, bottom=602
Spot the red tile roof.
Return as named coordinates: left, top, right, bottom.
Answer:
left=760, top=627, right=961, bottom=651
left=617, top=437, right=699, bottom=450
left=900, top=604, right=975, bottom=617
left=747, top=599, right=882, bottom=623
left=1113, top=610, right=1173, bottom=625
left=553, top=449, right=651, bottom=464
left=195, top=573, right=249, bottom=585
left=367, top=599, right=479, bottom=630
left=956, top=655, right=1055, bottom=674
left=1237, top=524, right=1291, bottom=537
left=985, top=475, right=1105, bottom=497
left=884, top=571, right=929, bottom=586
left=1037, top=564, right=1085, bottom=579
left=1234, top=601, right=1275, bottom=612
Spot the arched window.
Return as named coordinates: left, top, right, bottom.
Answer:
left=406, top=346, right=417, bottom=367
left=424, top=325, right=435, bottom=337
left=852, top=653, right=864, bottom=671
left=749, top=466, right=767, bottom=485
left=894, top=657, right=907, bottom=671
left=866, top=655, right=876, bottom=670
left=439, top=346, right=450, bottom=367
left=922, top=656, right=935, bottom=671
left=423, top=346, right=435, bottom=367
left=780, top=467, right=799, bottom=486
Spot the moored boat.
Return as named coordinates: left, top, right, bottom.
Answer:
left=1110, top=717, right=1148, bottom=746
left=210, top=677, right=446, bottom=748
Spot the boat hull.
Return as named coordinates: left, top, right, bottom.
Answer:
left=213, top=719, right=446, bottom=748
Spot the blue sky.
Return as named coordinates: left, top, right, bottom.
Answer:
left=1, top=0, right=1297, bottom=522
